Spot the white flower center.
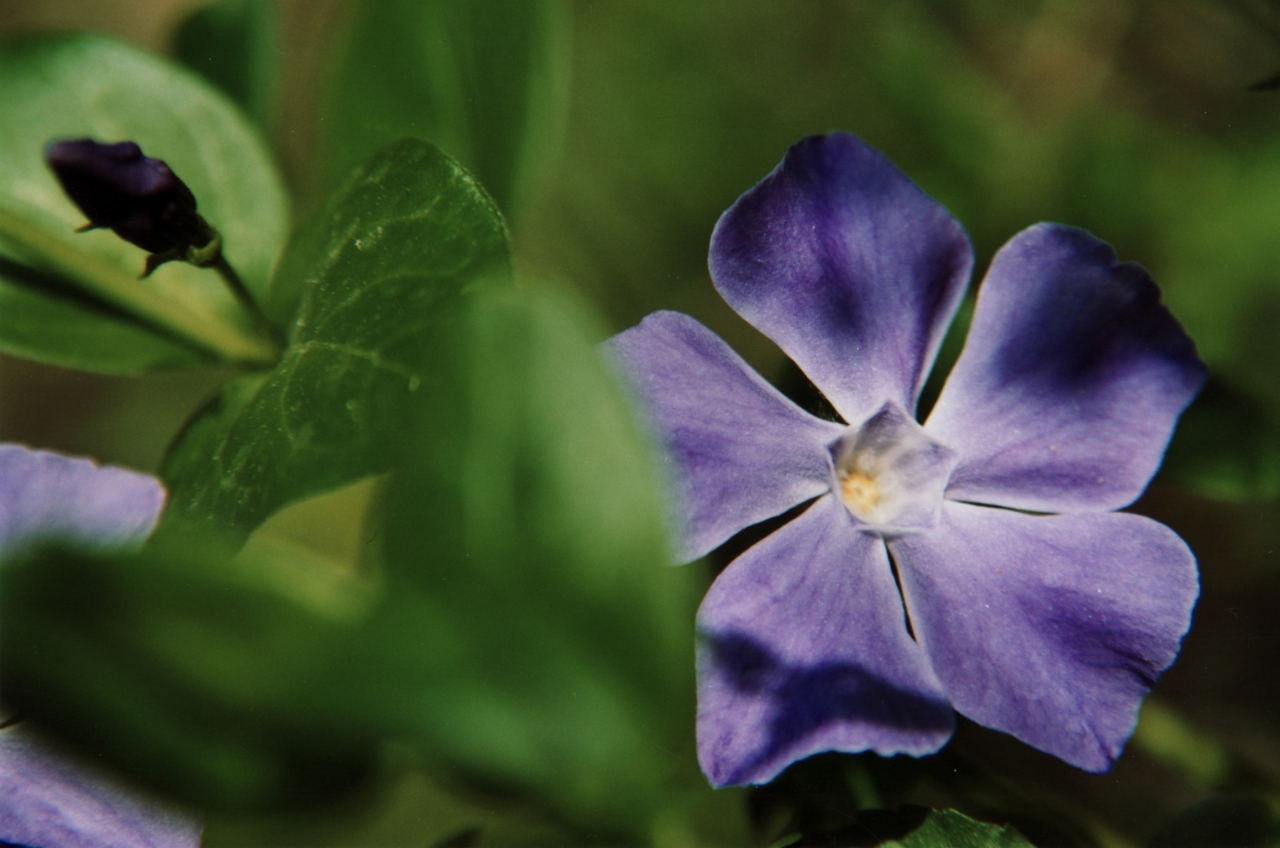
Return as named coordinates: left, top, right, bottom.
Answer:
left=829, top=401, right=958, bottom=533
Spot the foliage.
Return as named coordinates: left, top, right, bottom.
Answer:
left=321, top=0, right=568, bottom=216
left=161, top=137, right=510, bottom=538
left=0, top=34, right=286, bottom=372
left=2, top=3, right=1280, bottom=847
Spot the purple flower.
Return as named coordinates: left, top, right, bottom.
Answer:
left=0, top=445, right=164, bottom=554
left=607, top=133, right=1206, bottom=787
left=0, top=725, right=201, bottom=848
left=0, top=444, right=200, bottom=847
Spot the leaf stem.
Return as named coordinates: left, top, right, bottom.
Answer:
left=0, top=205, right=280, bottom=366
left=213, top=255, right=286, bottom=347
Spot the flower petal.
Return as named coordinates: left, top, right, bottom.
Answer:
left=708, top=132, right=972, bottom=423
left=696, top=495, right=954, bottom=786
left=926, top=225, right=1207, bottom=513
left=889, top=501, right=1198, bottom=772
left=0, top=725, right=201, bottom=848
left=0, top=445, right=165, bottom=556
left=606, top=311, right=842, bottom=562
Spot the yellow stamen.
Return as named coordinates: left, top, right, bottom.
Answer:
left=841, top=471, right=881, bottom=515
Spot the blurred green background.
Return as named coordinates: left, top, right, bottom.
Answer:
left=2, top=1, right=1280, bottom=845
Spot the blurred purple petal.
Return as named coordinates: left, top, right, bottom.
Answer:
left=0, top=726, right=200, bottom=848
left=709, top=132, right=972, bottom=423
left=0, top=444, right=165, bottom=555
left=697, top=495, right=953, bottom=786
left=0, top=448, right=182, bottom=845
left=890, top=501, right=1198, bottom=772
left=926, top=225, right=1206, bottom=513
left=607, top=311, right=842, bottom=561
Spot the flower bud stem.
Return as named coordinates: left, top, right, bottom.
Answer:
left=212, top=255, right=285, bottom=347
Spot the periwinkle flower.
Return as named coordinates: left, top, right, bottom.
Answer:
left=0, top=444, right=200, bottom=847
left=44, top=139, right=221, bottom=275
left=0, top=444, right=165, bottom=553
left=608, top=133, right=1206, bottom=787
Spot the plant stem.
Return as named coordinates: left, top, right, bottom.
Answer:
left=212, top=255, right=286, bottom=347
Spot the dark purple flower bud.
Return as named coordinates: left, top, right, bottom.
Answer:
left=44, top=139, right=221, bottom=275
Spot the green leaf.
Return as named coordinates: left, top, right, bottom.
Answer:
left=0, top=530, right=378, bottom=810
left=0, top=261, right=208, bottom=370
left=202, top=767, right=576, bottom=848
left=893, top=809, right=1033, bottom=848
left=1158, top=376, right=1280, bottom=502
left=173, top=0, right=279, bottom=130
left=344, top=288, right=704, bottom=838
left=1130, top=699, right=1234, bottom=790
left=322, top=0, right=569, bottom=214
left=0, top=33, right=287, bottom=371
left=161, top=138, right=510, bottom=538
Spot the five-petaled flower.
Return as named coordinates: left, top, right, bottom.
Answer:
left=607, top=132, right=1207, bottom=787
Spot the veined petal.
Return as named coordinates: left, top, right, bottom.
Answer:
left=0, top=445, right=165, bottom=555
left=889, top=501, right=1198, bottom=772
left=697, top=495, right=954, bottom=787
left=926, top=225, right=1206, bottom=513
left=709, top=132, right=972, bottom=423
left=0, top=726, right=201, bottom=848
left=607, top=311, right=842, bottom=562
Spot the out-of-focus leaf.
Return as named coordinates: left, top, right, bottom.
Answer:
left=201, top=765, right=576, bottom=848
left=0, top=531, right=378, bottom=811
left=1147, top=796, right=1276, bottom=848
left=1157, top=377, right=1280, bottom=502
left=322, top=0, right=569, bottom=215
left=0, top=34, right=287, bottom=371
left=161, top=138, right=510, bottom=539
left=1130, top=699, right=1234, bottom=790
left=0, top=260, right=206, bottom=371
left=173, top=0, right=279, bottom=130
left=340, top=288, right=708, bottom=840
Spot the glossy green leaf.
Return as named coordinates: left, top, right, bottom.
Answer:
left=173, top=0, right=279, bottom=130
left=892, top=809, right=1032, bottom=848
left=0, top=34, right=288, bottom=371
left=771, top=805, right=1032, bottom=848
left=322, top=0, right=569, bottom=214
left=0, top=531, right=378, bottom=810
left=161, top=138, right=510, bottom=538
left=346, top=289, right=704, bottom=838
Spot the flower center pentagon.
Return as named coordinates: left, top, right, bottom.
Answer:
left=829, top=401, right=959, bottom=533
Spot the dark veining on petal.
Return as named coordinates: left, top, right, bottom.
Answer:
left=986, top=228, right=1200, bottom=400
left=703, top=630, right=954, bottom=785
left=1022, top=587, right=1170, bottom=689
left=709, top=133, right=972, bottom=421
